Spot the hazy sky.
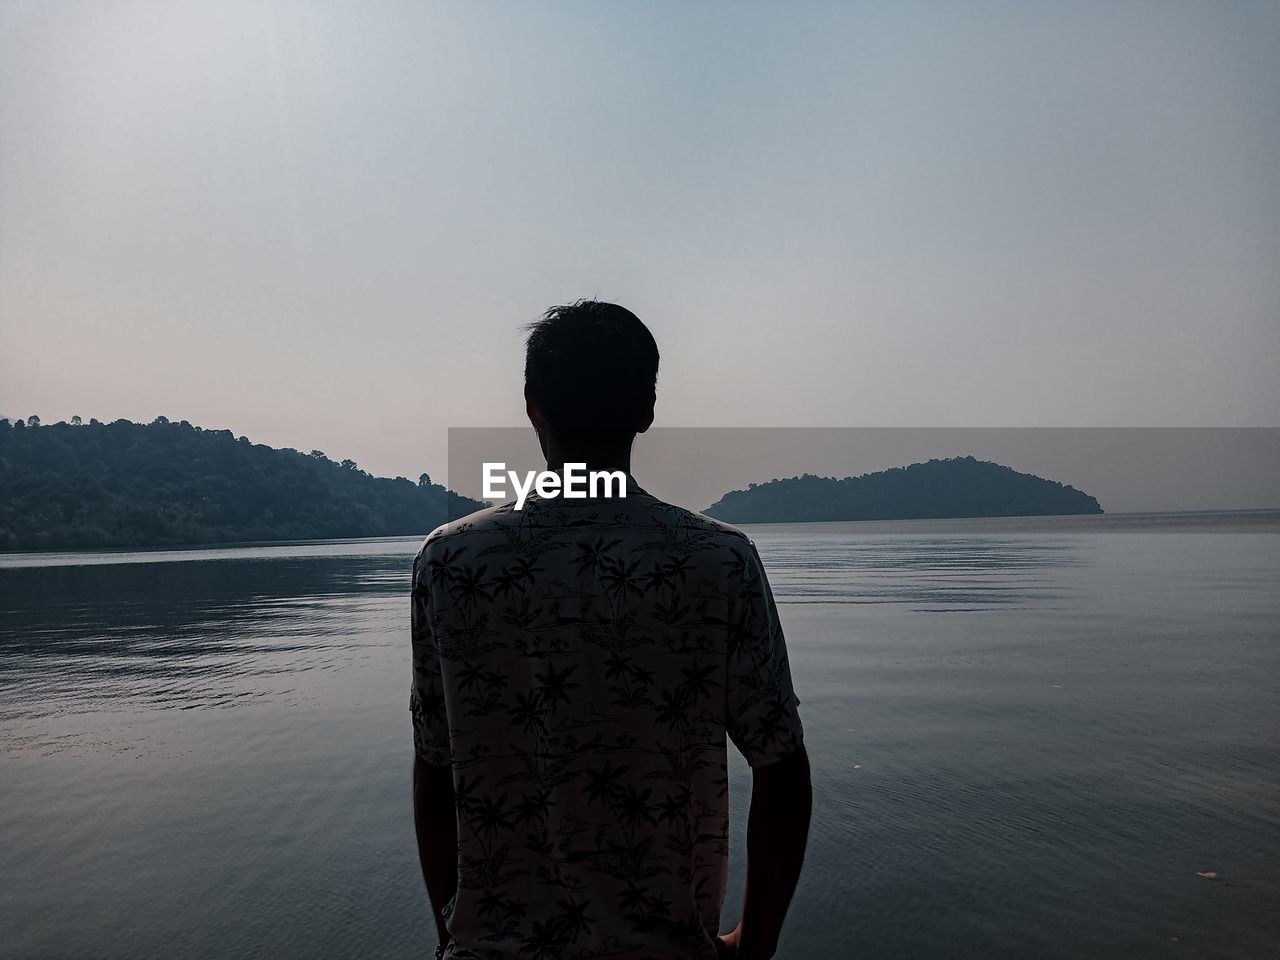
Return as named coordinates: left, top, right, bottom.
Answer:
left=2, top=1, right=1277, bottom=481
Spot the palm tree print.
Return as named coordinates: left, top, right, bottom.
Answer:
left=409, top=479, right=803, bottom=959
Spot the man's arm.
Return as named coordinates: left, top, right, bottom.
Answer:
left=413, top=755, right=457, bottom=949
left=722, top=542, right=811, bottom=959
left=720, top=746, right=813, bottom=960
left=410, top=547, right=457, bottom=950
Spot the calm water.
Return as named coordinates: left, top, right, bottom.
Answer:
left=2, top=513, right=1279, bottom=959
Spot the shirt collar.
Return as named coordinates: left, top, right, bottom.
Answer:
left=539, top=466, right=645, bottom=501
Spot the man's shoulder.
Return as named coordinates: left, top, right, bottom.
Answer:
left=412, top=491, right=760, bottom=569
left=634, top=493, right=759, bottom=558
left=414, top=501, right=520, bottom=564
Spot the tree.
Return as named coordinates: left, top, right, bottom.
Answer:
left=71, top=415, right=82, bottom=426
left=26, top=415, right=39, bottom=428
left=419, top=473, right=432, bottom=488
left=0, top=417, right=483, bottom=550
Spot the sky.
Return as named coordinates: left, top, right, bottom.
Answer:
left=2, top=1, right=1278, bottom=482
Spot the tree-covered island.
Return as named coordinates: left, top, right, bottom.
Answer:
left=0, top=416, right=483, bottom=551
left=705, top=456, right=1103, bottom=524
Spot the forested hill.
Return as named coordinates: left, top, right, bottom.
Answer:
left=705, top=456, right=1103, bottom=524
left=0, top=417, right=484, bottom=551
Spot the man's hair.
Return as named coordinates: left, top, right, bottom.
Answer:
left=524, top=300, right=659, bottom=443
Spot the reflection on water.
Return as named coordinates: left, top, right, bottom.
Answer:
left=0, top=554, right=409, bottom=732
left=1, top=517, right=1279, bottom=959
left=0, top=534, right=1076, bottom=739
left=760, top=533, right=1081, bottom=609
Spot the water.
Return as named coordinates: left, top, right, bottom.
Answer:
left=2, top=513, right=1278, bottom=959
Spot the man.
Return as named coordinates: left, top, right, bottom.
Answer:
left=411, top=301, right=811, bottom=959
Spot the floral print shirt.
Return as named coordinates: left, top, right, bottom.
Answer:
left=410, top=475, right=804, bottom=959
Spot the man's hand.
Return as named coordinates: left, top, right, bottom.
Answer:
left=716, top=925, right=742, bottom=958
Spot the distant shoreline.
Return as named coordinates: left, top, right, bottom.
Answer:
left=3, top=509, right=1279, bottom=567
left=721, top=508, right=1280, bottom=532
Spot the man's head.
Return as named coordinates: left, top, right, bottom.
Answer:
left=524, top=300, right=659, bottom=457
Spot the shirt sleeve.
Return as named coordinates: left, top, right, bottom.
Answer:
left=725, top=541, right=804, bottom=767
left=410, top=550, right=451, bottom=766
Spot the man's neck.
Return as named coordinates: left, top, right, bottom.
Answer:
left=544, top=446, right=632, bottom=476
